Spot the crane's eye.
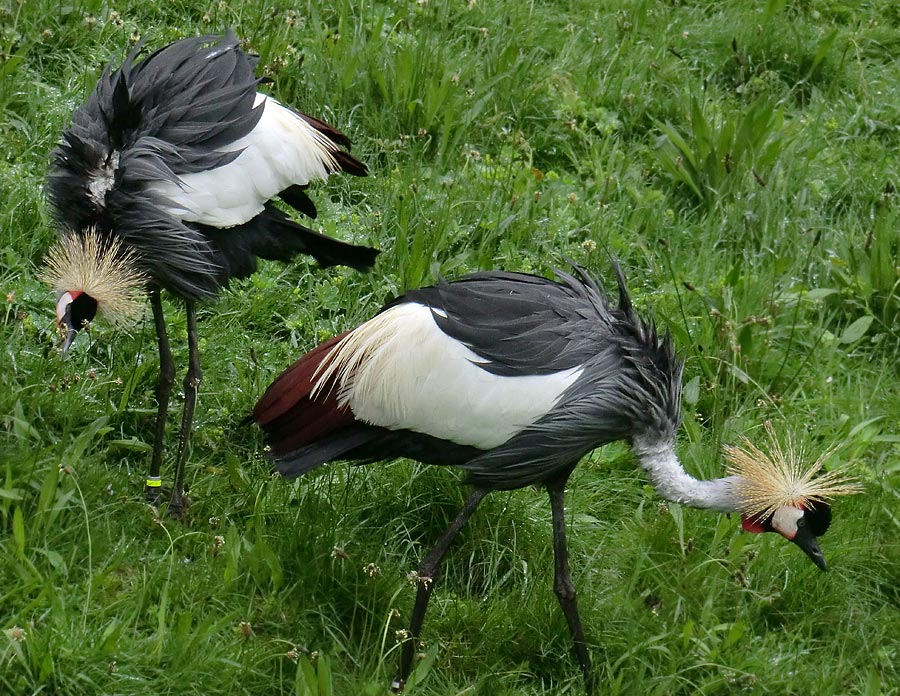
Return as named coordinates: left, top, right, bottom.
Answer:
left=797, top=517, right=806, bottom=528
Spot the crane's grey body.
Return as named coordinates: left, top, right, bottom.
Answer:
left=46, top=32, right=376, bottom=513
left=48, top=32, right=374, bottom=302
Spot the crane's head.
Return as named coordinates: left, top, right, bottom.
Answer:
left=724, top=421, right=861, bottom=572
left=738, top=498, right=832, bottom=570
left=41, top=228, right=147, bottom=352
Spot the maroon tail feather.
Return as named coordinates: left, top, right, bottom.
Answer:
left=331, top=149, right=367, bottom=177
left=297, top=111, right=353, bottom=149
left=295, top=111, right=368, bottom=177
left=253, top=332, right=356, bottom=456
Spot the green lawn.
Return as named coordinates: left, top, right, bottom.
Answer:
left=2, top=0, right=899, bottom=693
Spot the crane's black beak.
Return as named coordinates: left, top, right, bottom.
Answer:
left=791, top=525, right=828, bottom=572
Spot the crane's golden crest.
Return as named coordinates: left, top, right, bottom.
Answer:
left=40, top=228, right=148, bottom=325
left=724, top=421, right=861, bottom=520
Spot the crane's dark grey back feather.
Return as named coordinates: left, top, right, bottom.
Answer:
left=99, top=31, right=262, bottom=157
left=49, top=32, right=258, bottom=222
left=393, top=269, right=616, bottom=376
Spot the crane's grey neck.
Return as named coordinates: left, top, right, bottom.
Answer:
left=631, top=435, right=743, bottom=513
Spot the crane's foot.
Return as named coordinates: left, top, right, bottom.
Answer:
left=389, top=678, right=405, bottom=693
left=166, top=489, right=189, bottom=520
left=584, top=669, right=598, bottom=695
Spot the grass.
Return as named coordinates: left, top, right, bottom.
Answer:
left=2, top=0, right=900, bottom=693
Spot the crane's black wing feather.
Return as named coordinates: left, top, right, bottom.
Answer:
left=201, top=203, right=379, bottom=281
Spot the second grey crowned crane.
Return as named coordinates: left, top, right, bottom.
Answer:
left=252, top=262, right=858, bottom=692
left=42, top=32, right=378, bottom=513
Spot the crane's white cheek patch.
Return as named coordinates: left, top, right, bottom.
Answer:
left=771, top=506, right=803, bottom=540
left=56, top=291, right=80, bottom=324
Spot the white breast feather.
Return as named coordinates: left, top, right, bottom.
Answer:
left=313, top=303, right=583, bottom=449
left=149, top=94, right=341, bottom=228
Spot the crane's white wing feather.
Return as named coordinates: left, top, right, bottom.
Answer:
left=149, top=94, right=340, bottom=228
left=314, top=303, right=583, bottom=449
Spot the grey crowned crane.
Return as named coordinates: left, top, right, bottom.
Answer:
left=42, top=32, right=378, bottom=513
left=252, top=263, right=859, bottom=692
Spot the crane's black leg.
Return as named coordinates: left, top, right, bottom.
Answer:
left=169, top=300, right=201, bottom=516
left=146, top=288, right=174, bottom=504
left=547, top=481, right=595, bottom=694
left=392, top=487, right=488, bottom=693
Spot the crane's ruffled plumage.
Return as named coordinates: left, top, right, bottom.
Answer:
left=724, top=420, right=861, bottom=521
left=43, top=31, right=376, bottom=512
left=46, top=31, right=376, bottom=302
